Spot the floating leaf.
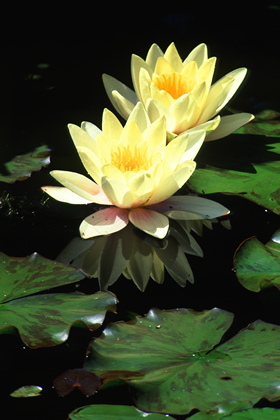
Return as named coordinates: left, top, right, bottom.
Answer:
left=235, top=109, right=280, bottom=138
left=86, top=308, right=280, bottom=415
left=68, top=404, right=175, bottom=419
left=53, top=368, right=102, bottom=396
left=233, top=229, right=280, bottom=292
left=188, top=140, right=280, bottom=215
left=0, top=291, right=117, bottom=348
left=0, top=145, right=51, bottom=183
left=10, top=385, right=43, bottom=398
left=0, top=251, right=86, bottom=304
left=190, top=407, right=280, bottom=419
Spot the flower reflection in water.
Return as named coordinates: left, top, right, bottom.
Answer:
left=57, top=217, right=229, bottom=291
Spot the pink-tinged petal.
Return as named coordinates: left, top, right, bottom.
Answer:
left=41, top=186, right=92, bottom=204
left=148, top=195, right=229, bottom=220
left=128, top=208, right=169, bottom=239
left=50, top=170, right=112, bottom=205
left=205, top=113, right=254, bottom=141
left=79, top=207, right=129, bottom=239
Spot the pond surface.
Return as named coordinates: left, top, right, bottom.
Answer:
left=2, top=5, right=280, bottom=419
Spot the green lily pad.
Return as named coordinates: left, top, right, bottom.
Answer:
left=0, top=251, right=117, bottom=347
left=68, top=404, right=175, bottom=419
left=188, top=132, right=280, bottom=214
left=86, top=308, right=280, bottom=415
left=10, top=385, right=43, bottom=398
left=0, top=251, right=85, bottom=304
left=233, top=229, right=280, bottom=292
left=235, top=109, right=280, bottom=138
left=190, top=407, right=280, bottom=419
left=0, top=291, right=117, bottom=348
left=0, top=145, right=51, bottom=183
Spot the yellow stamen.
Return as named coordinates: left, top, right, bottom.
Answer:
left=111, top=145, right=151, bottom=173
left=153, top=72, right=195, bottom=99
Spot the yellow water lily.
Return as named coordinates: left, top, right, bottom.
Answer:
left=103, top=42, right=254, bottom=140
left=42, top=103, right=229, bottom=240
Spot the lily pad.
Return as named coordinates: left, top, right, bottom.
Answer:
left=10, top=385, right=43, bottom=398
left=86, top=308, right=280, bottom=415
left=0, top=251, right=116, bottom=347
left=0, top=145, right=51, bottom=183
left=235, top=109, right=280, bottom=138
left=0, top=291, right=117, bottom=348
left=190, top=407, right=280, bottom=419
left=188, top=135, right=280, bottom=214
left=0, top=251, right=85, bottom=304
left=233, top=229, right=280, bottom=292
left=68, top=404, right=175, bottom=419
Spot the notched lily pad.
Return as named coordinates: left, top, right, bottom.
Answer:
left=234, top=229, right=280, bottom=291
left=0, top=145, right=51, bottom=183
left=0, top=251, right=116, bottom=347
left=86, top=308, right=280, bottom=415
left=0, top=291, right=117, bottom=348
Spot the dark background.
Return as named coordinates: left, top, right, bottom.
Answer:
left=1, top=4, right=280, bottom=418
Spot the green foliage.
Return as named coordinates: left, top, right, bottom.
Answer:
left=188, top=139, right=280, bottom=215
left=10, top=385, right=43, bottom=398
left=68, top=404, right=175, bottom=419
left=190, top=407, right=280, bottom=419
left=0, top=252, right=117, bottom=347
left=86, top=308, right=280, bottom=415
left=0, top=145, right=51, bottom=183
left=234, top=229, right=280, bottom=291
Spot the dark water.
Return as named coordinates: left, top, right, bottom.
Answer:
left=1, top=5, right=280, bottom=419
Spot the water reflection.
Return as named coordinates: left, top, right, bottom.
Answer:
left=57, top=218, right=228, bottom=291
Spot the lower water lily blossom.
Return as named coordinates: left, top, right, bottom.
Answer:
left=42, top=103, right=229, bottom=242
left=103, top=42, right=254, bottom=140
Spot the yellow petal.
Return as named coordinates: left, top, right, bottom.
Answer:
left=80, top=207, right=129, bottom=238
left=145, top=43, right=164, bottom=68
left=50, top=170, right=111, bottom=204
left=205, top=113, right=254, bottom=141
left=164, top=42, right=183, bottom=72
left=147, top=160, right=196, bottom=205
left=183, top=43, right=208, bottom=67
left=81, top=121, right=102, bottom=139
left=129, top=208, right=169, bottom=239
left=150, top=195, right=230, bottom=220
left=198, top=68, right=247, bottom=122
left=101, top=108, right=124, bottom=140
left=41, top=186, right=92, bottom=204
left=68, top=123, right=97, bottom=152
left=102, top=73, right=137, bottom=119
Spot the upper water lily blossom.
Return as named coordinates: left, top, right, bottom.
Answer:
left=41, top=103, right=229, bottom=240
left=103, top=42, right=254, bottom=140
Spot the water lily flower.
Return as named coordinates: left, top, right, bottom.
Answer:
left=103, top=42, right=254, bottom=140
left=42, top=103, right=229, bottom=240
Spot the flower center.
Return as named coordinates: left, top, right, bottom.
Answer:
left=111, top=145, right=151, bottom=173
left=153, top=72, right=194, bottom=99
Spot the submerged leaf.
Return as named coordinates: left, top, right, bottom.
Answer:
left=0, top=145, right=51, bottom=183
left=234, top=229, right=280, bottom=291
left=190, top=407, right=280, bottom=419
left=53, top=368, right=102, bottom=396
left=86, top=308, right=280, bottom=415
left=235, top=109, right=280, bottom=138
